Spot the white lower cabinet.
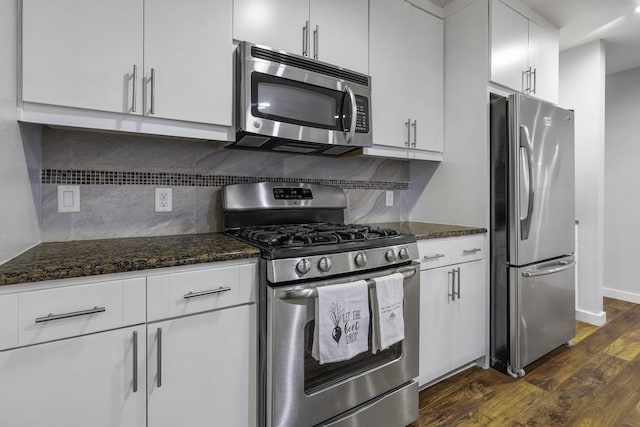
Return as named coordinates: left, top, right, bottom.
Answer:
left=0, top=325, right=146, bottom=427
left=147, top=304, right=256, bottom=427
left=417, top=235, right=487, bottom=387
left=0, top=260, right=258, bottom=427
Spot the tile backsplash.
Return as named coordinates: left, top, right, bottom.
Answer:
left=40, top=128, right=411, bottom=241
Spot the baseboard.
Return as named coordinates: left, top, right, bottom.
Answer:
left=604, top=287, right=640, bottom=304
left=575, top=308, right=607, bottom=326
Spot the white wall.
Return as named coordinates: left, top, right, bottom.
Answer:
left=0, top=0, right=41, bottom=264
left=409, top=0, right=489, bottom=228
left=603, top=66, right=640, bottom=303
left=559, top=40, right=606, bottom=325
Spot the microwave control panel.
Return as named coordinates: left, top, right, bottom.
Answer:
left=355, top=96, right=369, bottom=133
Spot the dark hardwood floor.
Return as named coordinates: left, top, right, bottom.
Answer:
left=411, top=297, right=640, bottom=426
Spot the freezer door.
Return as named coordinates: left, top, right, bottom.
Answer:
left=509, top=256, right=576, bottom=372
left=509, top=94, right=575, bottom=265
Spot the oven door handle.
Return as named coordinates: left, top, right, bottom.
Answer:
left=279, top=267, right=417, bottom=300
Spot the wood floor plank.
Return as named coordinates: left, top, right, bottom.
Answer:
left=515, top=352, right=627, bottom=426
left=414, top=298, right=640, bottom=427
left=473, top=380, right=545, bottom=425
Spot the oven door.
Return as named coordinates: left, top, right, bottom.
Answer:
left=265, top=263, right=419, bottom=427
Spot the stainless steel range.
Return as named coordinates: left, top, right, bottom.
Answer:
left=222, top=182, right=419, bottom=427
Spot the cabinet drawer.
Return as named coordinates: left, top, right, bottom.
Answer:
left=147, top=262, right=256, bottom=321
left=17, top=280, right=126, bottom=346
left=418, top=238, right=450, bottom=270
left=449, top=234, right=486, bottom=264
left=0, top=294, right=18, bottom=351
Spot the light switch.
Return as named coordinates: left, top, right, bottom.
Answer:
left=58, top=185, right=80, bottom=213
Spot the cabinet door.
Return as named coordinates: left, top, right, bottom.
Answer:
left=233, top=0, right=309, bottom=56
left=528, top=21, right=559, bottom=104
left=418, top=267, right=453, bottom=386
left=148, top=304, right=256, bottom=427
left=370, top=0, right=443, bottom=151
left=0, top=325, right=146, bottom=427
left=22, top=0, right=143, bottom=114
left=451, top=260, right=487, bottom=368
left=144, top=0, right=233, bottom=125
left=490, top=0, right=529, bottom=92
left=309, top=0, right=369, bottom=74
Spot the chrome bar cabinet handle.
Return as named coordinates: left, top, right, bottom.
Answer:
left=522, top=68, right=529, bottom=93
left=531, top=67, right=537, bottom=94
left=156, top=327, right=162, bottom=388
left=131, top=64, right=137, bottom=112
left=462, top=248, right=482, bottom=255
left=132, top=330, right=138, bottom=393
left=405, top=119, right=411, bottom=147
left=183, top=286, right=231, bottom=299
left=448, top=270, right=455, bottom=302
left=150, top=68, right=156, bottom=115
left=313, top=25, right=319, bottom=59
left=424, top=253, right=445, bottom=260
left=455, top=267, right=461, bottom=299
left=302, top=20, right=310, bottom=56
left=35, top=306, right=106, bottom=324
left=411, top=120, right=417, bottom=147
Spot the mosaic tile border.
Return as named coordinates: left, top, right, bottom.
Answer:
left=41, top=169, right=409, bottom=191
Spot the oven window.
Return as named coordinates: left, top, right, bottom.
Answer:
left=251, top=73, right=345, bottom=130
left=303, top=315, right=402, bottom=394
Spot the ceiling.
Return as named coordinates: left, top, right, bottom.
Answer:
left=431, top=0, right=640, bottom=74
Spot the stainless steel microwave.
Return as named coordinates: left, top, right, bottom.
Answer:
left=234, top=41, right=372, bottom=156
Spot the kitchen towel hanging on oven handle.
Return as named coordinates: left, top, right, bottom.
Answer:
left=312, top=280, right=370, bottom=364
left=371, top=272, right=405, bottom=352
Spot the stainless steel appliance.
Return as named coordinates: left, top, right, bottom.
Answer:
left=490, top=93, right=576, bottom=378
left=234, top=42, right=372, bottom=156
left=222, top=182, right=418, bottom=427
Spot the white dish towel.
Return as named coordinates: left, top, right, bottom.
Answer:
left=372, top=273, right=405, bottom=351
left=312, top=280, right=370, bottom=364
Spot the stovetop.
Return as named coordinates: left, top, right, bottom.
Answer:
left=227, top=222, right=417, bottom=262
left=230, top=223, right=400, bottom=248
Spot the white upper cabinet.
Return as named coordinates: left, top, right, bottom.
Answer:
left=368, top=0, right=443, bottom=158
left=233, top=0, right=309, bottom=57
left=308, top=0, right=369, bottom=74
left=490, top=0, right=529, bottom=93
left=528, top=20, right=559, bottom=103
left=144, top=0, right=233, bottom=125
left=490, top=0, right=559, bottom=103
left=233, top=0, right=369, bottom=74
left=22, top=0, right=143, bottom=114
left=20, top=0, right=234, bottom=139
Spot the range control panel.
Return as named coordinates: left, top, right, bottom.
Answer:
left=273, top=187, right=314, bottom=200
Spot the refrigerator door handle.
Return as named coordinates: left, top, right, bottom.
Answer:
left=522, top=260, right=575, bottom=277
left=519, top=125, right=535, bottom=240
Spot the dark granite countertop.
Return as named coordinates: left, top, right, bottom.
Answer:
left=0, top=233, right=260, bottom=287
left=371, top=222, right=487, bottom=240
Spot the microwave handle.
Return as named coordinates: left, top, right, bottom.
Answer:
left=343, top=85, right=357, bottom=143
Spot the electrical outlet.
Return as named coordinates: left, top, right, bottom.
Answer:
left=155, top=188, right=172, bottom=212
left=386, top=191, right=394, bottom=207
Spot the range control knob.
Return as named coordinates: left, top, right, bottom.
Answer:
left=385, top=249, right=397, bottom=262
left=398, top=247, right=410, bottom=260
left=318, top=257, right=333, bottom=272
left=354, top=252, right=367, bottom=267
left=296, top=259, right=312, bottom=275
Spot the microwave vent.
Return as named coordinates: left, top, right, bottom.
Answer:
left=250, top=46, right=370, bottom=87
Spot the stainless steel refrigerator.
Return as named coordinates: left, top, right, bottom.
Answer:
left=490, top=93, right=576, bottom=378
